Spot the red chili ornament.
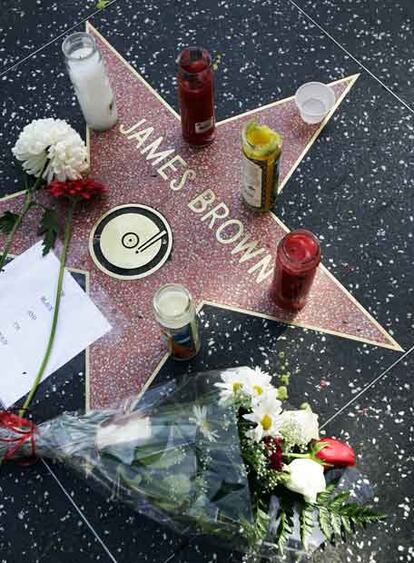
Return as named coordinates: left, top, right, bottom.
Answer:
left=0, top=411, right=37, bottom=463
left=315, top=437, right=356, bottom=468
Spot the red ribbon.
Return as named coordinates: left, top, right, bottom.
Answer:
left=0, top=411, right=37, bottom=463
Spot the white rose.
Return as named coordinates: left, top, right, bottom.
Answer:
left=284, top=458, right=326, bottom=503
left=280, top=407, right=319, bottom=447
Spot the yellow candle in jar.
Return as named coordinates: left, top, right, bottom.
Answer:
left=241, top=121, right=283, bottom=212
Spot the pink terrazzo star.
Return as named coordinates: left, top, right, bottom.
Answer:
left=0, top=23, right=401, bottom=409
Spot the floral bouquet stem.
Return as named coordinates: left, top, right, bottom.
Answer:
left=17, top=177, right=105, bottom=417
left=0, top=170, right=45, bottom=272
left=19, top=200, right=76, bottom=417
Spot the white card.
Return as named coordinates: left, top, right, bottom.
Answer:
left=0, top=242, right=111, bottom=407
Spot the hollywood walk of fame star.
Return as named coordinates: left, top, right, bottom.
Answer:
left=0, top=23, right=402, bottom=409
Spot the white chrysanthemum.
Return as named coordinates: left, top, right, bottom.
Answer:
left=189, top=405, right=218, bottom=442
left=245, top=367, right=275, bottom=400
left=243, top=394, right=283, bottom=442
left=280, top=407, right=319, bottom=448
left=214, top=367, right=253, bottom=403
left=12, top=118, right=88, bottom=183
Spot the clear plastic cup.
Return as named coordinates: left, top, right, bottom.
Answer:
left=294, top=82, right=336, bottom=124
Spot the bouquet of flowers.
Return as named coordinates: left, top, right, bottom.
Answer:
left=0, top=367, right=384, bottom=559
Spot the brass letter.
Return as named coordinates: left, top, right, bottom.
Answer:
left=127, top=126, right=154, bottom=148
left=248, top=254, right=274, bottom=283
left=201, top=203, right=229, bottom=229
left=119, top=119, right=146, bottom=135
left=216, top=220, right=244, bottom=244
left=157, top=155, right=186, bottom=180
left=231, top=236, right=265, bottom=263
left=188, top=189, right=216, bottom=213
left=170, top=169, right=196, bottom=191
left=141, top=136, right=175, bottom=165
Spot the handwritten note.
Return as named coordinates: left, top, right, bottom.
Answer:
left=0, top=242, right=111, bottom=407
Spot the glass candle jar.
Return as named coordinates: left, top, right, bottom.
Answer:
left=177, top=47, right=215, bottom=146
left=62, top=32, right=118, bottom=131
left=153, top=284, right=200, bottom=360
left=242, top=121, right=283, bottom=212
left=271, top=230, right=321, bottom=311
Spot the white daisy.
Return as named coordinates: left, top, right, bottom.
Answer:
left=214, top=367, right=253, bottom=403
left=245, top=367, right=275, bottom=400
left=243, top=394, right=283, bottom=442
left=189, top=405, right=218, bottom=442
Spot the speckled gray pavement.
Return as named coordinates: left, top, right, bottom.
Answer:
left=0, top=1, right=413, bottom=562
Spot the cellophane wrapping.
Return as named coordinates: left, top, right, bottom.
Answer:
left=0, top=370, right=371, bottom=560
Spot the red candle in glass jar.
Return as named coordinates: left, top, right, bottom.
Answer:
left=177, top=47, right=215, bottom=146
left=271, top=230, right=321, bottom=311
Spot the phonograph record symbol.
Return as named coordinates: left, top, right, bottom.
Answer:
left=90, top=204, right=173, bottom=280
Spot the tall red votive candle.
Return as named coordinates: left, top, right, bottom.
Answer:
left=177, top=47, right=215, bottom=146
left=271, top=230, right=321, bottom=311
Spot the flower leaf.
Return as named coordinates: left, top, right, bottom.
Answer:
left=337, top=502, right=387, bottom=523
left=0, top=211, right=20, bottom=235
left=38, top=208, right=60, bottom=256
left=241, top=499, right=270, bottom=548
left=330, top=511, right=342, bottom=537
left=341, top=514, right=353, bottom=534
left=300, top=502, right=315, bottom=550
left=329, top=490, right=351, bottom=510
left=318, top=505, right=332, bottom=541
left=316, top=495, right=386, bottom=545
left=316, top=480, right=339, bottom=505
left=275, top=500, right=294, bottom=553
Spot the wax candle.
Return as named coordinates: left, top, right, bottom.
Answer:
left=153, top=284, right=200, bottom=360
left=62, top=32, right=117, bottom=131
left=271, top=230, right=321, bottom=310
left=177, top=47, right=215, bottom=146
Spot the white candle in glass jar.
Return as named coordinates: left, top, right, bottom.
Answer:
left=63, top=33, right=118, bottom=131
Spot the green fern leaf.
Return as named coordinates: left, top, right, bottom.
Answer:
left=329, top=490, right=351, bottom=510
left=317, top=481, right=338, bottom=505
left=300, top=502, right=314, bottom=550
left=330, top=512, right=342, bottom=538
left=341, top=515, right=353, bottom=535
left=318, top=506, right=332, bottom=541
left=276, top=502, right=294, bottom=554
left=339, top=503, right=386, bottom=523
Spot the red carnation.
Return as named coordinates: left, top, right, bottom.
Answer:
left=47, top=178, right=106, bottom=201
left=315, top=438, right=356, bottom=469
left=263, top=436, right=284, bottom=471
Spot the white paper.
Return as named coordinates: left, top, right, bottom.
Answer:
left=0, top=242, right=111, bottom=407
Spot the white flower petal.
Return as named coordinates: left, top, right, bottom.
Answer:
left=12, top=118, right=88, bottom=182
left=284, top=459, right=326, bottom=502
left=280, top=408, right=319, bottom=447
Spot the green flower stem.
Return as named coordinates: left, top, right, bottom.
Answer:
left=19, top=199, right=77, bottom=416
left=0, top=165, right=47, bottom=272
left=283, top=453, right=311, bottom=460
left=0, top=190, right=33, bottom=272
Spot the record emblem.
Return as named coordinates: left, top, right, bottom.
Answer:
left=89, top=204, right=173, bottom=279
